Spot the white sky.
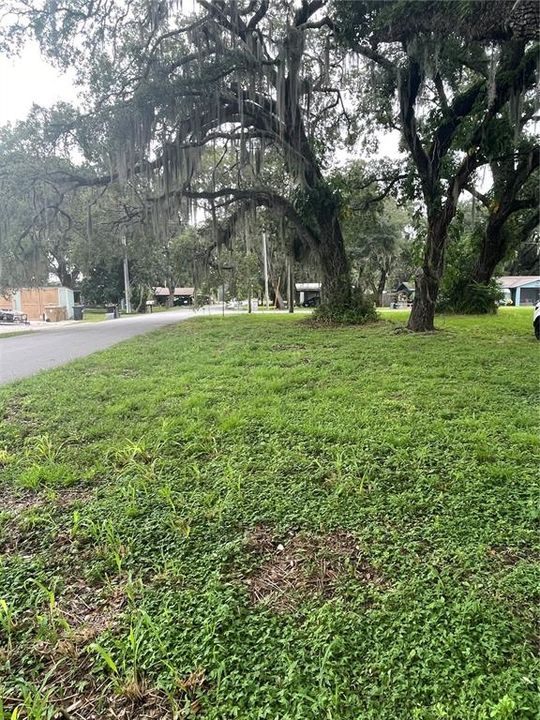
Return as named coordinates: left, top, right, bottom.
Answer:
left=0, top=42, right=78, bottom=127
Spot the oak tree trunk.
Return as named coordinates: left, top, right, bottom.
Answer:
left=53, top=257, right=78, bottom=290
left=284, top=85, right=353, bottom=310
left=272, top=275, right=285, bottom=309
left=407, top=215, right=447, bottom=332
left=287, top=258, right=294, bottom=313
left=136, top=286, right=148, bottom=313
left=318, top=215, right=352, bottom=309
left=376, top=268, right=388, bottom=308
left=472, top=220, right=509, bottom=285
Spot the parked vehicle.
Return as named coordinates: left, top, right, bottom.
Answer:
left=0, top=308, right=28, bottom=324
left=302, top=296, right=320, bottom=308
left=534, top=301, right=540, bottom=340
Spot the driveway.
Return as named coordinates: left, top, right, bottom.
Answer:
left=0, top=307, right=224, bottom=385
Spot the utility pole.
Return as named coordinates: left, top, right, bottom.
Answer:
left=121, top=236, right=131, bottom=314
left=221, top=263, right=234, bottom=318
left=262, top=230, right=270, bottom=310
left=287, top=256, right=294, bottom=314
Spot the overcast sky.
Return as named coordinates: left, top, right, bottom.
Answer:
left=0, top=42, right=77, bottom=127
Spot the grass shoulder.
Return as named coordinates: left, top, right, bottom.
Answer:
left=0, top=329, right=34, bottom=339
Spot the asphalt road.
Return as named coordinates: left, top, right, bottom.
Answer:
left=0, top=307, right=223, bottom=385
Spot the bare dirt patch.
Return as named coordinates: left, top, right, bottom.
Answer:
left=58, top=577, right=127, bottom=644
left=1, top=395, right=40, bottom=436
left=53, top=486, right=96, bottom=509
left=0, top=488, right=42, bottom=515
left=1, top=579, right=150, bottom=720
left=488, top=545, right=540, bottom=566
left=8, top=633, right=204, bottom=720
left=243, top=526, right=385, bottom=612
left=0, top=486, right=94, bottom=518
left=0, top=487, right=96, bottom=555
left=3, top=664, right=184, bottom=720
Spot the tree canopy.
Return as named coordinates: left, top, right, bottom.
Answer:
left=0, top=0, right=537, bottom=325
left=334, top=0, right=538, bottom=327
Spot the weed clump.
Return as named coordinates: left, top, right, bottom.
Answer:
left=312, top=290, right=378, bottom=325
left=437, top=278, right=503, bottom=314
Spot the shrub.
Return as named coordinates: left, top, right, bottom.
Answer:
left=438, top=277, right=504, bottom=314
left=312, top=289, right=378, bottom=325
left=438, top=223, right=504, bottom=314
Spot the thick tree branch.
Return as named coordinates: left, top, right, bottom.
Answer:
left=464, top=184, right=491, bottom=208
left=398, top=59, right=431, bottom=197
left=157, top=186, right=319, bottom=249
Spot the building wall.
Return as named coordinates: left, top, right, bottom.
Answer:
left=58, top=287, right=75, bottom=319
left=519, top=287, right=540, bottom=306
left=1, top=293, right=17, bottom=311
left=22, top=288, right=58, bottom=320
left=2, top=288, right=74, bottom=320
left=513, top=281, right=540, bottom=306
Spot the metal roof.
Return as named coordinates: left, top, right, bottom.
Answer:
left=154, top=287, right=195, bottom=296
left=295, top=283, right=321, bottom=291
left=395, top=282, right=414, bottom=293
left=497, top=276, right=540, bottom=289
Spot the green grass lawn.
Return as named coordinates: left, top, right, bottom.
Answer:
left=0, top=310, right=538, bottom=719
left=81, top=307, right=108, bottom=323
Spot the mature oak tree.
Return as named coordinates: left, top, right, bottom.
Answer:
left=2, top=0, right=362, bottom=310
left=334, top=0, right=538, bottom=330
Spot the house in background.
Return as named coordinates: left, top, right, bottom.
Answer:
left=388, top=281, right=415, bottom=308
left=497, top=276, right=540, bottom=306
left=153, top=287, right=195, bottom=305
left=2, top=287, right=75, bottom=321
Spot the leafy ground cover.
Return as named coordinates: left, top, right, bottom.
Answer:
left=0, top=309, right=538, bottom=719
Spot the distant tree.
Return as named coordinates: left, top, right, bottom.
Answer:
left=0, top=109, right=199, bottom=306
left=504, top=227, right=539, bottom=276
left=437, top=208, right=504, bottom=314
left=80, top=261, right=124, bottom=306
left=440, top=141, right=538, bottom=314
left=0, top=113, right=76, bottom=290
left=336, top=162, right=411, bottom=305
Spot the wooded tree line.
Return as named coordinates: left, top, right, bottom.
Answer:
left=0, top=0, right=537, bottom=328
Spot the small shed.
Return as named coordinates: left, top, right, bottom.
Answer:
left=2, top=287, right=75, bottom=321
left=153, top=287, right=195, bottom=305
left=295, top=282, right=321, bottom=306
left=497, top=276, right=540, bottom=306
